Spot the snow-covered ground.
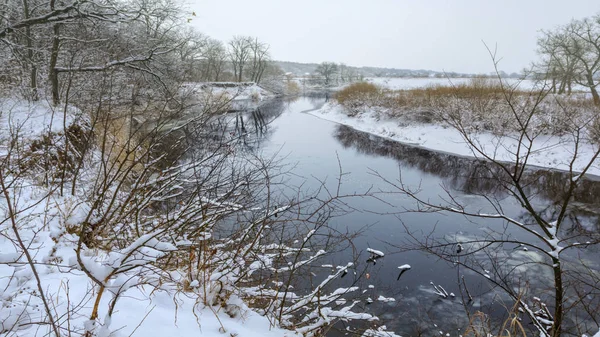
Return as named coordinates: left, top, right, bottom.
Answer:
left=181, top=82, right=276, bottom=111
left=0, top=186, right=292, bottom=337
left=0, top=97, right=82, bottom=143
left=0, top=97, right=294, bottom=337
left=182, top=82, right=275, bottom=101
left=308, top=102, right=600, bottom=176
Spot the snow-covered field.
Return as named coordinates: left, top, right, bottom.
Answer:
left=308, top=102, right=600, bottom=176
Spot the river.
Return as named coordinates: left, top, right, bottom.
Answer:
left=230, top=96, right=600, bottom=336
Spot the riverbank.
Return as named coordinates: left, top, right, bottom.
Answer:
left=307, top=101, right=600, bottom=176
left=0, top=97, right=296, bottom=337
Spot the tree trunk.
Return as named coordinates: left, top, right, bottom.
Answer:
left=49, top=23, right=60, bottom=105
left=558, top=79, right=565, bottom=94
left=551, top=258, right=563, bottom=337
left=203, top=60, right=211, bottom=81
left=591, top=87, right=600, bottom=105
left=585, top=72, right=600, bottom=105
left=22, top=0, right=38, bottom=101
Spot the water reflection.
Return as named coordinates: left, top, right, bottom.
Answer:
left=227, top=97, right=326, bottom=152
left=333, top=124, right=600, bottom=238
left=332, top=123, right=600, bottom=335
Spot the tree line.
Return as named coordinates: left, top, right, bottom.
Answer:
left=0, top=0, right=279, bottom=106
left=534, top=13, right=600, bottom=104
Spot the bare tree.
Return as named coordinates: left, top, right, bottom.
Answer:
left=228, top=35, right=252, bottom=82
left=247, top=37, right=270, bottom=84
left=202, top=38, right=227, bottom=81
left=536, top=30, right=577, bottom=94
left=1, top=0, right=188, bottom=105
left=339, top=63, right=350, bottom=84
left=315, top=62, right=339, bottom=87
left=0, top=73, right=387, bottom=336
left=537, top=14, right=600, bottom=105
left=19, top=0, right=38, bottom=100
left=564, top=14, right=600, bottom=105
left=1, top=0, right=125, bottom=102
left=379, top=53, right=600, bottom=337
left=176, top=28, right=208, bottom=81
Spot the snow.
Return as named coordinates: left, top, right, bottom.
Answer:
left=182, top=82, right=274, bottom=101
left=1, top=181, right=295, bottom=337
left=397, top=264, right=411, bottom=271
left=309, top=102, right=600, bottom=176
left=367, top=248, right=385, bottom=256
left=106, top=291, right=293, bottom=337
left=180, top=82, right=276, bottom=112
left=377, top=295, right=396, bottom=303
left=430, top=282, right=451, bottom=298
left=304, top=228, right=317, bottom=242
left=0, top=97, right=82, bottom=143
left=363, top=326, right=403, bottom=337
left=0, top=175, right=330, bottom=337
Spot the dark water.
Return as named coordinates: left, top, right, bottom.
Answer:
left=234, top=97, right=600, bottom=336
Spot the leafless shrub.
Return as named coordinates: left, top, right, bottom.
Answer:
left=375, top=52, right=600, bottom=337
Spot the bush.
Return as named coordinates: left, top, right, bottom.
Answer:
left=286, top=81, right=301, bottom=95
left=20, top=123, right=90, bottom=183
left=335, top=82, right=382, bottom=116
left=336, top=82, right=380, bottom=104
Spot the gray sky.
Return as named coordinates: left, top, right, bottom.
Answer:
left=190, top=0, right=599, bottom=74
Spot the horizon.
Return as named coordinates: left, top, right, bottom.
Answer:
left=273, top=59, right=521, bottom=75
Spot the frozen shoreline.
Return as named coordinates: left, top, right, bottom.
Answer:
left=307, top=102, right=600, bottom=177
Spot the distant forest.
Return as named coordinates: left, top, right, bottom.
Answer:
left=275, top=60, right=522, bottom=78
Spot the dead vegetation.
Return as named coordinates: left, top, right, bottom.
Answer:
left=335, top=78, right=600, bottom=139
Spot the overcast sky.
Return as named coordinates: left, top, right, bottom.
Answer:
left=190, top=0, right=599, bottom=74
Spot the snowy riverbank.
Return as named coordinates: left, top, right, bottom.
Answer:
left=0, top=97, right=294, bottom=337
left=307, top=102, right=600, bottom=176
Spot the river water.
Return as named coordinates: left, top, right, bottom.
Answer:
left=232, top=96, right=600, bottom=336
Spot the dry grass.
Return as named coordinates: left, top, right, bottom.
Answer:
left=286, top=81, right=301, bottom=95
left=91, top=103, right=183, bottom=178
left=384, top=77, right=534, bottom=110
left=18, top=123, right=90, bottom=184
left=94, top=112, right=145, bottom=174
left=412, top=77, right=530, bottom=99
left=462, top=297, right=529, bottom=337
left=334, top=78, right=599, bottom=138
left=336, top=82, right=381, bottom=105
left=335, top=82, right=383, bottom=116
